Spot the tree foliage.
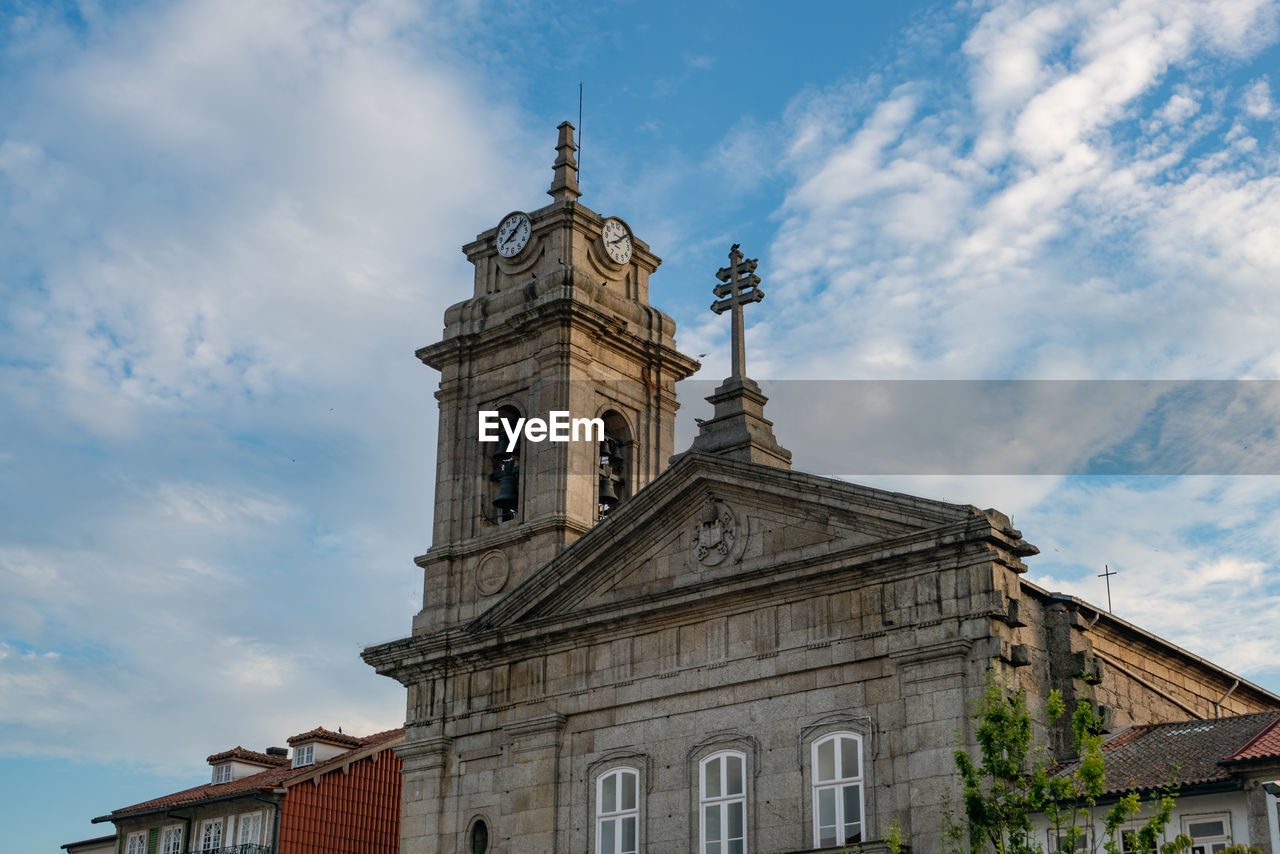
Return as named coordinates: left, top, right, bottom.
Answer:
left=943, top=670, right=1256, bottom=854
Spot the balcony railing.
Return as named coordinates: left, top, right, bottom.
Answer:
left=198, top=845, right=273, bottom=854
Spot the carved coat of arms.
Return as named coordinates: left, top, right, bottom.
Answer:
left=691, top=493, right=743, bottom=567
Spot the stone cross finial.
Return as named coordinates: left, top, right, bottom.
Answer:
left=548, top=121, right=581, bottom=203
left=712, top=244, right=764, bottom=380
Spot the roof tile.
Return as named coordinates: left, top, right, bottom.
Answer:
left=110, top=727, right=405, bottom=818
left=205, top=746, right=289, bottom=767
left=1224, top=715, right=1280, bottom=762
left=286, top=726, right=361, bottom=748
left=1056, top=711, right=1280, bottom=794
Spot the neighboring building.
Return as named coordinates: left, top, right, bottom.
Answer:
left=88, top=727, right=403, bottom=854
left=62, top=834, right=118, bottom=854
left=361, top=124, right=1280, bottom=853
left=1039, top=711, right=1280, bottom=852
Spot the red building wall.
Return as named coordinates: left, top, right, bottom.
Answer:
left=278, top=748, right=402, bottom=854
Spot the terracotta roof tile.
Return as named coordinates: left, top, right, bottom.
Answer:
left=1055, top=711, right=1280, bottom=794
left=109, top=727, right=405, bottom=819
left=206, top=746, right=290, bottom=767
left=1224, top=715, right=1280, bottom=762
left=357, top=727, right=406, bottom=747
left=110, top=764, right=297, bottom=817
left=286, top=726, right=361, bottom=747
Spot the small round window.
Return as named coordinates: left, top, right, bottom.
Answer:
left=470, top=819, right=489, bottom=854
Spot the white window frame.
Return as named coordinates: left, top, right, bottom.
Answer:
left=1116, top=821, right=1154, bottom=854
left=237, top=811, right=263, bottom=847
left=160, top=826, right=183, bottom=854
left=699, top=751, right=746, bottom=854
left=1182, top=812, right=1233, bottom=853
left=211, top=763, right=232, bottom=784
left=811, top=732, right=865, bottom=848
left=125, top=832, right=147, bottom=854
left=199, top=818, right=224, bottom=853
left=292, top=743, right=314, bottom=767
left=1048, top=826, right=1093, bottom=852
left=595, top=767, right=639, bottom=854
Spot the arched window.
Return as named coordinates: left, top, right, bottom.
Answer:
left=811, top=733, right=863, bottom=848
left=485, top=404, right=521, bottom=523
left=597, top=410, right=631, bottom=521
left=700, top=751, right=746, bottom=854
left=596, top=767, right=639, bottom=854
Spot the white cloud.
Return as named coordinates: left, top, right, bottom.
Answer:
left=0, top=0, right=532, bottom=770
left=758, top=0, right=1280, bottom=384
left=1242, top=75, right=1275, bottom=118
left=1025, top=475, right=1280, bottom=679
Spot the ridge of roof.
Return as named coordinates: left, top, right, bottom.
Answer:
left=206, top=746, right=289, bottom=766
left=286, top=726, right=361, bottom=747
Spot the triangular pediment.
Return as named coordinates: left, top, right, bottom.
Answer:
left=472, top=453, right=985, bottom=631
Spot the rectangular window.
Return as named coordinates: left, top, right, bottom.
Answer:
left=701, top=752, right=746, bottom=854
left=1048, top=828, right=1092, bottom=852
left=160, top=827, right=183, bottom=854
left=1117, top=822, right=1154, bottom=854
left=237, top=812, right=263, bottom=847
left=292, top=744, right=314, bottom=767
left=211, top=764, right=232, bottom=784
left=200, top=819, right=223, bottom=853
left=125, top=832, right=147, bottom=854
left=596, top=768, right=639, bottom=854
left=812, top=733, right=863, bottom=848
left=1182, top=813, right=1232, bottom=853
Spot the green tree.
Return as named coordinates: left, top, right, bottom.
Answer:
left=945, top=669, right=1204, bottom=854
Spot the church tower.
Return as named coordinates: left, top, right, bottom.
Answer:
left=412, top=123, right=700, bottom=634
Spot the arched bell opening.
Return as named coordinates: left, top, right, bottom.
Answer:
left=597, top=410, right=632, bottom=521
left=485, top=404, right=522, bottom=525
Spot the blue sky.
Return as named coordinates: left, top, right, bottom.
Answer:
left=2, top=0, right=1279, bottom=850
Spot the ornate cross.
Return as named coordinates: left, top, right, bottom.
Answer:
left=713, top=244, right=764, bottom=380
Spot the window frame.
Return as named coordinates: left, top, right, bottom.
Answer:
left=211, top=763, right=232, bottom=785
left=160, top=825, right=183, bottom=854
left=291, top=743, right=314, bottom=768
left=125, top=832, right=147, bottom=854
left=199, top=818, right=224, bottom=853
left=810, top=732, right=865, bottom=849
left=1047, top=826, right=1093, bottom=852
left=236, top=810, right=263, bottom=847
left=1181, top=812, right=1233, bottom=853
left=594, top=766, right=640, bottom=854
left=1116, top=821, right=1154, bottom=854
left=699, top=750, right=747, bottom=854
left=466, top=815, right=491, bottom=854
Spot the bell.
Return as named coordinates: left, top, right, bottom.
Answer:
left=599, top=438, right=620, bottom=467
left=492, top=462, right=519, bottom=513
left=598, top=470, right=619, bottom=508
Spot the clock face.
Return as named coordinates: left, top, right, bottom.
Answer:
left=601, top=218, right=633, bottom=265
left=496, top=213, right=531, bottom=258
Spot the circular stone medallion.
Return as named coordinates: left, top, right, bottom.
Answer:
left=476, top=551, right=510, bottom=596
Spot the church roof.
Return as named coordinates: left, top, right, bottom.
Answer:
left=1055, top=710, right=1280, bottom=794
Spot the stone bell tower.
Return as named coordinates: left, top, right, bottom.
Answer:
left=411, top=123, right=700, bottom=634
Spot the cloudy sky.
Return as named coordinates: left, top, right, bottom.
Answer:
left=3, top=0, right=1279, bottom=850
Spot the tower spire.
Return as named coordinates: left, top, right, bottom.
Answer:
left=548, top=121, right=581, bottom=203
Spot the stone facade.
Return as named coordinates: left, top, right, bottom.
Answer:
left=363, top=126, right=1279, bottom=853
